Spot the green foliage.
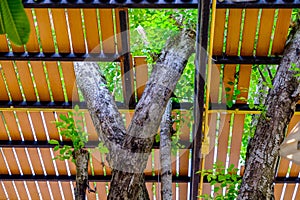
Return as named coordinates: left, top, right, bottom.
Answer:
left=198, top=163, right=241, bottom=200
left=51, top=105, right=88, bottom=163
left=0, top=0, right=30, bottom=45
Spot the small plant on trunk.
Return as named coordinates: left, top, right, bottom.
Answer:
left=49, top=105, right=108, bottom=199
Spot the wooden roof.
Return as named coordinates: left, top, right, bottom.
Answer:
left=0, top=4, right=298, bottom=200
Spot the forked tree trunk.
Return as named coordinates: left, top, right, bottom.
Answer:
left=238, top=19, right=300, bottom=199
left=74, top=29, right=195, bottom=199
left=74, top=149, right=89, bottom=200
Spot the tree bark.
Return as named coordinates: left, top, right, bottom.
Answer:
left=74, top=29, right=195, bottom=199
left=74, top=149, right=89, bottom=200
left=238, top=20, right=300, bottom=199
left=160, top=100, right=173, bottom=200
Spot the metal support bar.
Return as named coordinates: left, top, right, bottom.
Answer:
left=0, top=52, right=120, bottom=62
left=0, top=101, right=192, bottom=110
left=119, top=10, right=136, bottom=108
left=191, top=0, right=210, bottom=199
left=0, top=53, right=282, bottom=64
left=22, top=0, right=300, bottom=9
left=0, top=140, right=191, bottom=149
left=0, top=174, right=190, bottom=183
left=213, top=55, right=281, bottom=65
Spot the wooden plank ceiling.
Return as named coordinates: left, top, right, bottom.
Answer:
left=0, top=6, right=297, bottom=200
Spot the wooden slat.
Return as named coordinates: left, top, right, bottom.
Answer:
left=3, top=182, right=18, bottom=200
left=53, top=151, right=68, bottom=175
left=61, top=182, right=73, bottom=199
left=95, top=182, right=108, bottom=200
left=236, top=65, right=252, bottom=104
left=29, top=112, right=47, bottom=141
left=38, top=181, right=52, bottom=199
left=45, top=62, right=65, bottom=102
left=240, top=9, right=259, bottom=56
left=27, top=149, right=43, bottom=175
left=226, top=9, right=242, bottom=55
left=178, top=183, right=188, bottom=200
left=15, top=181, right=29, bottom=200
left=153, top=149, right=160, bottom=175
left=85, top=113, right=99, bottom=141
left=283, top=184, right=296, bottom=200
left=216, top=114, right=231, bottom=164
left=25, top=9, right=39, bottom=52
left=0, top=183, right=6, bottom=199
left=49, top=182, right=63, bottom=200
left=83, top=9, right=101, bottom=53
left=67, top=9, right=85, bottom=54
left=15, top=61, right=37, bottom=101
left=256, top=9, right=275, bottom=56
left=179, top=149, right=189, bottom=176
left=271, top=9, right=292, bottom=55
left=0, top=70, right=9, bottom=101
left=134, top=56, right=148, bottom=100
left=274, top=184, right=284, bottom=200
left=277, top=115, right=300, bottom=177
left=0, top=151, right=9, bottom=174
left=179, top=111, right=190, bottom=141
left=39, top=149, right=55, bottom=175
left=223, top=64, right=236, bottom=104
left=2, top=111, right=21, bottom=140
left=0, top=35, right=9, bottom=52
left=52, top=9, right=71, bottom=53
left=146, top=183, right=154, bottom=200
left=35, top=9, right=55, bottom=53
left=61, top=62, right=79, bottom=102
left=16, top=111, right=34, bottom=141
left=0, top=114, right=9, bottom=140
left=30, top=61, right=51, bottom=101
left=99, top=9, right=116, bottom=54
left=2, top=148, right=20, bottom=174
left=91, top=151, right=105, bottom=175
left=1, top=61, right=22, bottom=101
left=213, top=9, right=226, bottom=55
left=11, top=43, right=24, bottom=53
left=210, top=64, right=221, bottom=103
left=15, top=149, right=31, bottom=175
left=144, top=151, right=153, bottom=176
left=229, top=114, right=245, bottom=167
left=43, top=112, right=60, bottom=140
left=26, top=182, right=40, bottom=200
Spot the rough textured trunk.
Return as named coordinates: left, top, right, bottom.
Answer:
left=160, top=100, right=173, bottom=200
left=238, top=20, right=300, bottom=199
left=74, top=29, right=195, bottom=199
left=74, top=149, right=89, bottom=200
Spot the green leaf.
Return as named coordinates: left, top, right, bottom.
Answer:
left=0, top=3, right=5, bottom=34
left=0, top=0, right=30, bottom=45
left=59, top=114, right=68, bottom=121
left=53, top=145, right=60, bottom=151
left=48, top=139, right=59, bottom=145
left=225, top=87, right=231, bottom=92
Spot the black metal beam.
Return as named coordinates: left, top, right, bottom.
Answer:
left=191, top=0, right=210, bottom=199
left=0, top=52, right=120, bottom=62
left=0, top=174, right=190, bottom=183
left=0, top=140, right=192, bottom=149
left=0, top=53, right=283, bottom=64
left=22, top=0, right=300, bottom=9
left=0, top=101, right=192, bottom=110
left=119, top=10, right=136, bottom=108
left=213, top=55, right=282, bottom=65
left=210, top=103, right=300, bottom=112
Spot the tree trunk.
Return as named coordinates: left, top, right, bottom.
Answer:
left=74, top=29, right=195, bottom=199
left=74, top=149, right=89, bottom=200
left=238, top=20, right=300, bottom=199
left=160, top=100, right=173, bottom=200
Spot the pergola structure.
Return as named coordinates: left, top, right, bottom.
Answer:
left=0, top=0, right=300, bottom=199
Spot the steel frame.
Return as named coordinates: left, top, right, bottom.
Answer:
left=22, top=0, right=300, bottom=8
